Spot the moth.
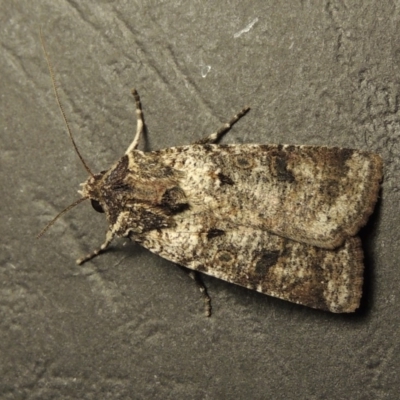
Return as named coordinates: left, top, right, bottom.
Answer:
left=39, top=33, right=382, bottom=316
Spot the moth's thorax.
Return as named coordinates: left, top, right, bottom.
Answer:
left=77, top=153, right=190, bottom=232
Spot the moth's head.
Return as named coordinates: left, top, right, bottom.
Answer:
left=79, top=172, right=107, bottom=214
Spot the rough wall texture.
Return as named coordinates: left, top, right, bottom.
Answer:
left=1, top=1, right=399, bottom=399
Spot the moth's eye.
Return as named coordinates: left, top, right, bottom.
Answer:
left=91, top=199, right=104, bottom=213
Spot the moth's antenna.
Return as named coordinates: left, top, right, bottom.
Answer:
left=37, top=197, right=89, bottom=238
left=39, top=27, right=94, bottom=178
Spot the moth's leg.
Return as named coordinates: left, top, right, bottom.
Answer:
left=125, top=89, right=145, bottom=154
left=179, top=267, right=212, bottom=317
left=76, top=229, right=115, bottom=265
left=195, top=106, right=250, bottom=144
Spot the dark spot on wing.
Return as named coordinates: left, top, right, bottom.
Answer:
left=233, top=155, right=254, bottom=169
left=216, top=250, right=235, bottom=264
left=254, top=250, right=280, bottom=275
left=160, top=186, right=189, bottom=214
left=274, top=155, right=295, bottom=182
left=207, top=228, right=225, bottom=240
left=138, top=209, right=174, bottom=232
left=217, top=173, right=234, bottom=186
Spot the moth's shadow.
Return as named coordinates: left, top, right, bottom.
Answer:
left=83, top=238, right=149, bottom=274
left=109, top=238, right=148, bottom=258
left=357, top=191, right=383, bottom=318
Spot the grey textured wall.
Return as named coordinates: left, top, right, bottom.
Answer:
left=1, top=1, right=399, bottom=399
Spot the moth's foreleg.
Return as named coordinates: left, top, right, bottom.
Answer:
left=179, top=267, right=212, bottom=317
left=125, top=89, right=145, bottom=154
left=76, top=230, right=115, bottom=265
left=195, top=106, right=250, bottom=144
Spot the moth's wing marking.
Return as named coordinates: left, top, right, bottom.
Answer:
left=140, top=220, right=364, bottom=313
left=157, top=144, right=382, bottom=249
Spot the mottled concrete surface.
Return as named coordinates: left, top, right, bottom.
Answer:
left=1, top=1, right=399, bottom=399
